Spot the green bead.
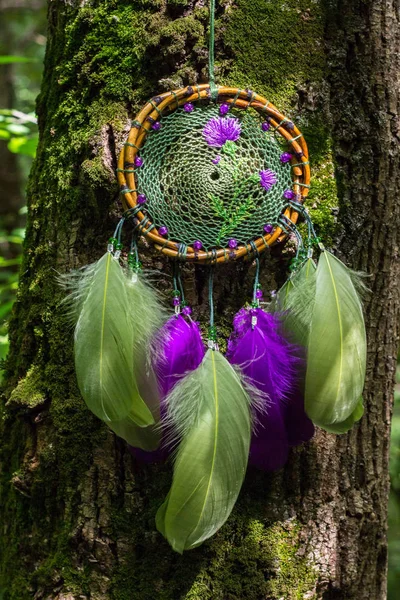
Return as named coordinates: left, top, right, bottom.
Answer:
left=208, top=325, right=217, bottom=341
left=128, top=257, right=142, bottom=271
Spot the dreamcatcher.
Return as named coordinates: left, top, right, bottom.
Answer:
left=62, top=0, right=367, bottom=553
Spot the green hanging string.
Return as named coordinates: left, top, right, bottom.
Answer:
left=172, top=262, right=185, bottom=304
left=208, top=0, right=218, bottom=101
left=128, top=236, right=142, bottom=273
left=208, top=266, right=218, bottom=347
left=252, top=257, right=261, bottom=305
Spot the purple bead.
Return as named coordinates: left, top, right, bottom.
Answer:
left=134, top=156, right=143, bottom=167
left=283, top=189, right=296, bottom=200
left=137, top=194, right=147, bottom=204
left=212, top=155, right=221, bottom=165
left=152, top=122, right=161, bottom=131
left=219, top=103, right=230, bottom=115
left=255, top=289, right=263, bottom=299
left=280, top=152, right=292, bottom=164
left=261, top=121, right=270, bottom=132
left=228, top=238, right=238, bottom=249
left=182, top=306, right=192, bottom=316
left=184, top=103, right=194, bottom=113
left=173, top=297, right=181, bottom=307
left=193, top=240, right=203, bottom=251
left=159, top=225, right=168, bottom=236
left=263, top=223, right=274, bottom=234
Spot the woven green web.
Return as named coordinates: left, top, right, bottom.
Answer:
left=136, top=104, right=292, bottom=250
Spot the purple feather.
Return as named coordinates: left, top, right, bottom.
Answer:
left=154, top=314, right=205, bottom=397
left=129, top=314, right=205, bottom=464
left=227, top=308, right=311, bottom=471
left=285, top=391, right=315, bottom=446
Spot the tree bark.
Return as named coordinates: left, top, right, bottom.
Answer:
left=1, top=1, right=399, bottom=599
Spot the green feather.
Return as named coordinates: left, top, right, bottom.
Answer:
left=156, top=349, right=251, bottom=553
left=322, top=397, right=364, bottom=434
left=305, top=251, right=367, bottom=426
left=108, top=415, right=160, bottom=450
left=105, top=268, right=167, bottom=449
left=124, top=268, right=167, bottom=363
left=108, top=362, right=161, bottom=450
left=276, top=258, right=317, bottom=346
left=72, top=252, right=154, bottom=425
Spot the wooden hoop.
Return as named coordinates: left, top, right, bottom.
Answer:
left=117, top=84, right=310, bottom=264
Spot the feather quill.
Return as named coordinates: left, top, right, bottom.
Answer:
left=304, top=251, right=367, bottom=426
left=156, top=349, right=251, bottom=553
left=65, top=252, right=154, bottom=426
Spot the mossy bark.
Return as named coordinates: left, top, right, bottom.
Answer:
left=1, top=1, right=399, bottom=599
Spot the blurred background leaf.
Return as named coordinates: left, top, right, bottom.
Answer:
left=388, top=370, right=400, bottom=598
left=0, top=0, right=46, bottom=380
left=0, top=55, right=38, bottom=63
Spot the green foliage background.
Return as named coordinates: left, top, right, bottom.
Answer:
left=0, top=4, right=398, bottom=597
left=388, top=373, right=400, bottom=596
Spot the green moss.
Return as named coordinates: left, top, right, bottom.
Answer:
left=6, top=365, right=46, bottom=409
left=305, top=153, right=338, bottom=246
left=182, top=517, right=316, bottom=600
left=222, top=0, right=325, bottom=111
left=108, top=495, right=317, bottom=600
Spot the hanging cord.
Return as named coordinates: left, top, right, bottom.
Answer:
left=286, top=201, right=325, bottom=255
left=177, top=268, right=185, bottom=304
left=172, top=262, right=185, bottom=315
left=208, top=266, right=218, bottom=349
left=113, top=217, right=125, bottom=243
left=208, top=0, right=218, bottom=101
left=279, top=215, right=304, bottom=259
left=278, top=215, right=307, bottom=274
left=127, top=235, right=142, bottom=281
left=108, top=217, right=125, bottom=258
left=252, top=257, right=261, bottom=305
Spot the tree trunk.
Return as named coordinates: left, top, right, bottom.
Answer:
left=1, top=1, right=399, bottom=599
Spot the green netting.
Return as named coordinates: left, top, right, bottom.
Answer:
left=136, top=104, right=292, bottom=250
